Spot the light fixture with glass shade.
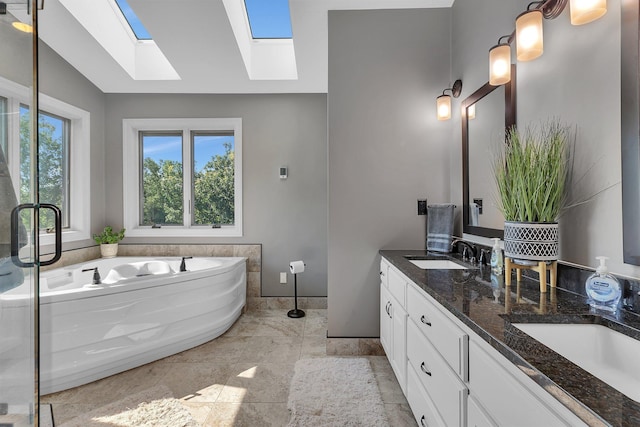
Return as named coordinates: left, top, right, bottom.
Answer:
left=570, top=0, right=607, bottom=25
left=489, top=35, right=512, bottom=86
left=516, top=3, right=544, bottom=62
left=436, top=80, right=463, bottom=121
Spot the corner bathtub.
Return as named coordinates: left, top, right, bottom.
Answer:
left=2, top=256, right=246, bottom=394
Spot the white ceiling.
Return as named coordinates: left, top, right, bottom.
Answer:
left=36, top=0, right=453, bottom=94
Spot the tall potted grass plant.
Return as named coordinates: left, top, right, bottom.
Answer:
left=493, top=120, right=569, bottom=262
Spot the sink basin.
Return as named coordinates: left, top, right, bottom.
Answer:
left=408, top=259, right=467, bottom=270
left=513, top=323, right=640, bottom=402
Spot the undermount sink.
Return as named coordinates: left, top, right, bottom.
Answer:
left=513, top=323, right=640, bottom=403
left=408, top=259, right=468, bottom=270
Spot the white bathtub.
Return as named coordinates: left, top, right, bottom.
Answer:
left=0, top=256, right=246, bottom=394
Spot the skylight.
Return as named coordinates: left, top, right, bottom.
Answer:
left=244, top=0, right=292, bottom=39
left=114, top=0, right=152, bottom=40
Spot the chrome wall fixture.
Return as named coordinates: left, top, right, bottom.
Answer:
left=488, top=0, right=607, bottom=86
left=436, top=79, right=463, bottom=121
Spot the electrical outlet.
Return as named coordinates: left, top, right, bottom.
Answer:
left=280, top=272, right=287, bottom=284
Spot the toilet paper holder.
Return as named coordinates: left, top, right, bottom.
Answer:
left=288, top=260, right=306, bottom=318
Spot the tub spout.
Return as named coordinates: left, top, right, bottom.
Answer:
left=82, top=267, right=101, bottom=285
left=180, top=256, right=193, bottom=272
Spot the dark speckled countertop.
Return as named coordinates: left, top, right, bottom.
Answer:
left=380, top=249, right=640, bottom=427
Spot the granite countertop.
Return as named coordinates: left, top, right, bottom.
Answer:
left=380, top=249, right=640, bottom=427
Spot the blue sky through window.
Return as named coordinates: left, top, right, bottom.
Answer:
left=143, top=134, right=234, bottom=173
left=114, top=0, right=152, bottom=40
left=244, top=0, right=293, bottom=39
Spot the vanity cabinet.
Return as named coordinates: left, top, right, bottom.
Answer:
left=379, top=259, right=407, bottom=394
left=380, top=255, right=589, bottom=427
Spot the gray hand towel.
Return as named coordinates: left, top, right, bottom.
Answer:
left=426, top=204, right=455, bottom=253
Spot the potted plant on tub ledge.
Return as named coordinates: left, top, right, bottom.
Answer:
left=93, top=226, right=125, bottom=258
left=493, top=119, right=569, bottom=292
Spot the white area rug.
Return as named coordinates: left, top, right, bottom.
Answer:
left=287, top=357, right=390, bottom=427
left=59, top=384, right=197, bottom=427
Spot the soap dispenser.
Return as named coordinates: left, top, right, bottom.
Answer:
left=490, top=238, right=504, bottom=276
left=585, top=256, right=621, bottom=312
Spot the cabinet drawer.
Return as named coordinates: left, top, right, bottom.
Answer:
left=407, top=320, right=467, bottom=427
left=380, top=258, right=389, bottom=288
left=387, top=266, right=406, bottom=307
left=407, top=284, right=468, bottom=380
left=469, top=340, right=584, bottom=427
left=407, top=362, right=445, bottom=427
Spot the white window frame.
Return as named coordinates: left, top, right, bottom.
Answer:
left=0, top=76, right=91, bottom=246
left=122, top=118, right=243, bottom=237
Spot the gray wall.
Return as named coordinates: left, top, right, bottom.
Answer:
left=327, top=9, right=453, bottom=337
left=451, top=0, right=638, bottom=278
left=0, top=24, right=106, bottom=253
left=104, top=94, right=328, bottom=297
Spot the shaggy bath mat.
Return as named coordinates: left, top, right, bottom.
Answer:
left=59, top=384, right=197, bottom=427
left=287, top=357, right=390, bottom=427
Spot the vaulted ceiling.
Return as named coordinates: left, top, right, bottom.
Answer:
left=30, top=0, right=453, bottom=94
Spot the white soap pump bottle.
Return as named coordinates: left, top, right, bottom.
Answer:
left=490, top=238, right=504, bottom=276
left=585, top=256, right=622, bottom=312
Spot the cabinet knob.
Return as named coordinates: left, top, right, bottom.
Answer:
left=420, top=415, right=427, bottom=427
left=420, top=315, right=432, bottom=326
left=420, top=362, right=432, bottom=376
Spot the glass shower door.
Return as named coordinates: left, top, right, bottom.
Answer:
left=0, top=1, right=40, bottom=425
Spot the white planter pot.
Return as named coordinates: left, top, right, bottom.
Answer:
left=503, top=221, right=559, bottom=262
left=100, top=243, right=119, bottom=258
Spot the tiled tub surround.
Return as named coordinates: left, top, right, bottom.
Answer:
left=42, top=244, right=326, bottom=311
left=380, top=250, right=640, bottom=427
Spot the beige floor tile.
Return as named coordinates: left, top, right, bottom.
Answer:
left=300, top=335, right=328, bottom=358
left=203, top=402, right=290, bottom=427
left=224, top=315, right=305, bottom=337
left=385, top=403, right=418, bottom=426
left=163, top=336, right=252, bottom=363
left=216, top=363, right=294, bottom=403
left=240, top=336, right=302, bottom=364
left=158, top=360, right=238, bottom=403
left=303, top=316, right=327, bottom=337
left=180, top=402, right=215, bottom=424
left=49, top=403, right=95, bottom=425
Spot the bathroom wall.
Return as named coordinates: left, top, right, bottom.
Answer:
left=451, top=0, right=636, bottom=278
left=0, top=24, right=107, bottom=253
left=104, top=94, right=328, bottom=297
left=327, top=8, right=453, bottom=337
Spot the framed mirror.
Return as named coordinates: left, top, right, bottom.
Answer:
left=461, top=64, right=516, bottom=238
left=621, top=0, right=640, bottom=265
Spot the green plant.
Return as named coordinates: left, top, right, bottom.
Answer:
left=493, top=120, right=570, bottom=223
left=93, top=226, right=125, bottom=245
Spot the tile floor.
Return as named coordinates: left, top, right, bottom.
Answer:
left=42, top=309, right=417, bottom=426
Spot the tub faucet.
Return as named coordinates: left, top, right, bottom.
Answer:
left=451, top=239, right=477, bottom=263
left=82, top=267, right=101, bottom=285
left=180, top=256, right=193, bottom=272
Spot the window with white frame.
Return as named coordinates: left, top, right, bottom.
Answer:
left=0, top=76, right=91, bottom=246
left=123, top=118, right=242, bottom=237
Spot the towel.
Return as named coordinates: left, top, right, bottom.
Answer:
left=470, top=202, right=480, bottom=226
left=426, top=204, right=455, bottom=253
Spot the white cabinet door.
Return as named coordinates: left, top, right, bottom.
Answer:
left=380, top=285, right=392, bottom=356
left=391, top=300, right=407, bottom=393
left=467, top=395, right=497, bottom=427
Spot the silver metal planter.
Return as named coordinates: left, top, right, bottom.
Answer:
left=503, top=221, right=559, bottom=262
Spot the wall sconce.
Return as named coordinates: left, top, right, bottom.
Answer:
left=570, top=0, right=607, bottom=25
left=489, top=35, right=513, bottom=85
left=516, top=3, right=544, bottom=61
left=436, top=79, right=462, bottom=121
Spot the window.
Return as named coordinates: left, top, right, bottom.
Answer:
left=0, top=76, right=91, bottom=246
left=20, top=106, right=71, bottom=229
left=123, top=118, right=242, bottom=237
left=114, top=0, right=152, bottom=40
left=243, top=0, right=293, bottom=39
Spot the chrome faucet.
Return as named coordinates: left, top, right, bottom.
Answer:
left=82, top=267, right=101, bottom=285
left=180, top=256, right=193, bottom=272
left=451, top=239, right=477, bottom=264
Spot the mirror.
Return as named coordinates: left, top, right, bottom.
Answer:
left=621, top=0, right=640, bottom=265
left=462, top=64, right=516, bottom=238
